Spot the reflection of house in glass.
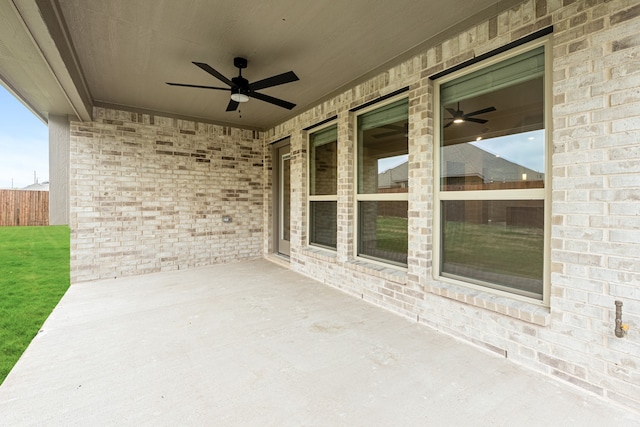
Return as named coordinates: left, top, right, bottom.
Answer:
left=442, top=143, right=543, bottom=190
left=377, top=161, right=408, bottom=191
left=379, top=144, right=545, bottom=228
left=444, top=143, right=544, bottom=229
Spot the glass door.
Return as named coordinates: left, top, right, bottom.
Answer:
left=276, top=143, right=291, bottom=256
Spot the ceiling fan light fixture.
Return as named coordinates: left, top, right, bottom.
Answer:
left=453, top=117, right=464, bottom=123
left=230, top=93, right=249, bottom=103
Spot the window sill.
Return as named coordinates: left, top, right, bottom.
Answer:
left=346, top=258, right=407, bottom=285
left=426, top=280, right=550, bottom=326
left=300, top=246, right=338, bottom=263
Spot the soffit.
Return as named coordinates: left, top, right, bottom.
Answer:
left=2, top=0, right=518, bottom=129
left=0, top=1, right=81, bottom=122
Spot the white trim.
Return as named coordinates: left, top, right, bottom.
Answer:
left=309, top=195, right=338, bottom=202
left=438, top=188, right=545, bottom=200
left=356, top=192, right=409, bottom=202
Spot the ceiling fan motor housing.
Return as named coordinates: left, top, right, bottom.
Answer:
left=232, top=76, right=250, bottom=93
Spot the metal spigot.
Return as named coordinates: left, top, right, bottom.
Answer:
left=614, top=300, right=626, bottom=338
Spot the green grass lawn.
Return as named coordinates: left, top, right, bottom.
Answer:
left=0, top=226, right=70, bottom=385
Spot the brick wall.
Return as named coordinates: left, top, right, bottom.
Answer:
left=70, top=108, right=264, bottom=283
left=264, top=0, right=640, bottom=413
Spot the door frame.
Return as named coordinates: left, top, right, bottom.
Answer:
left=272, top=138, right=291, bottom=256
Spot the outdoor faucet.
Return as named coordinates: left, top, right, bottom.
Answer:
left=614, top=300, right=628, bottom=338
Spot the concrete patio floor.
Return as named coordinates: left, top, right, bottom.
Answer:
left=0, top=259, right=638, bottom=426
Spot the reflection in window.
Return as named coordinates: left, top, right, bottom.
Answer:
left=441, top=200, right=544, bottom=299
left=309, top=125, right=338, bottom=249
left=282, top=154, right=290, bottom=241
left=310, top=201, right=337, bottom=249
left=358, top=99, right=409, bottom=194
left=441, top=46, right=545, bottom=192
left=359, top=201, right=408, bottom=265
left=357, top=98, right=409, bottom=266
left=436, top=44, right=547, bottom=300
left=310, top=126, right=338, bottom=196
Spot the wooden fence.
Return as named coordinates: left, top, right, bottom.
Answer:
left=0, top=189, right=49, bottom=226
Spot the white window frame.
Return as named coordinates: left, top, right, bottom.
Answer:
left=307, top=121, right=338, bottom=251
left=353, top=95, right=409, bottom=268
left=433, top=38, right=552, bottom=305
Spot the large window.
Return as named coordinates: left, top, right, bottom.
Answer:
left=435, top=42, right=548, bottom=301
left=309, top=124, right=337, bottom=249
left=356, top=98, right=409, bottom=266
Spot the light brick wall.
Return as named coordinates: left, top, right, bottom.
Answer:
left=70, top=108, right=264, bottom=283
left=265, top=0, right=640, bottom=413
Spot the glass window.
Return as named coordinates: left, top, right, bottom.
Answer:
left=308, top=124, right=338, bottom=249
left=436, top=43, right=547, bottom=300
left=356, top=98, right=409, bottom=266
left=441, top=200, right=544, bottom=298
left=358, top=99, right=409, bottom=194
left=310, top=126, right=338, bottom=196
left=310, top=201, right=337, bottom=249
left=441, top=46, right=545, bottom=192
left=358, top=201, right=408, bottom=265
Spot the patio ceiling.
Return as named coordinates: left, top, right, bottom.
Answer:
left=0, top=0, right=518, bottom=130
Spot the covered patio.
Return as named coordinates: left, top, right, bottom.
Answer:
left=0, top=260, right=636, bottom=425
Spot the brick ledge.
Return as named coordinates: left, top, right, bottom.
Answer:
left=345, top=258, right=407, bottom=285
left=426, top=280, right=550, bottom=326
left=300, top=246, right=338, bottom=263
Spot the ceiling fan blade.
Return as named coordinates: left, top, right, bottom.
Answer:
left=443, top=121, right=453, bottom=128
left=248, top=91, right=296, bottom=110
left=166, top=82, right=230, bottom=91
left=249, top=71, right=299, bottom=91
left=226, top=99, right=239, bottom=112
left=465, top=117, right=488, bottom=124
left=445, top=108, right=458, bottom=116
left=465, top=106, right=496, bottom=117
left=193, top=62, right=235, bottom=87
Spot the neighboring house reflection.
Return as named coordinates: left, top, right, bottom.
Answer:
left=378, top=144, right=545, bottom=228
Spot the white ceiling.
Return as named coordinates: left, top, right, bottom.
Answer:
left=0, top=0, right=515, bottom=130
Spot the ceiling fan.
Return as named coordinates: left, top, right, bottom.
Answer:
left=444, top=102, right=496, bottom=128
left=167, top=57, right=299, bottom=112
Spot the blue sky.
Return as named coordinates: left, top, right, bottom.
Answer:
left=0, top=85, right=49, bottom=189
left=471, top=129, right=545, bottom=173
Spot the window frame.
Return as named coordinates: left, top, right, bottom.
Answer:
left=307, top=121, right=338, bottom=251
left=353, top=95, right=410, bottom=268
left=433, top=38, right=552, bottom=306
